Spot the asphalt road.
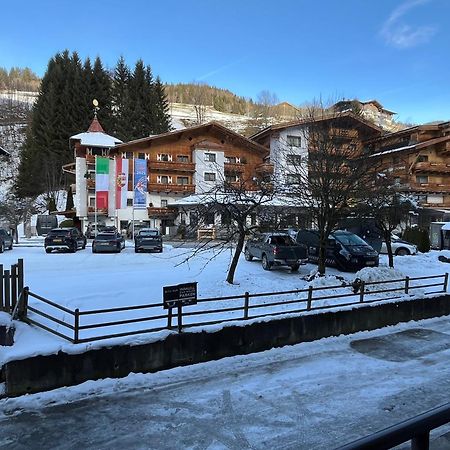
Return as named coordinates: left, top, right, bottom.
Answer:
left=1, top=316, right=450, bottom=449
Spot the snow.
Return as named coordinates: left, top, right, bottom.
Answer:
left=69, top=131, right=122, bottom=148
left=369, top=144, right=416, bottom=158
left=1, top=315, right=450, bottom=448
left=1, top=245, right=449, bottom=366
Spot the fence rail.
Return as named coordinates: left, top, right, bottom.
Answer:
left=16, top=273, right=449, bottom=344
left=0, top=259, right=24, bottom=314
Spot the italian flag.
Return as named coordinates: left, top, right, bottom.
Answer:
left=96, top=157, right=109, bottom=209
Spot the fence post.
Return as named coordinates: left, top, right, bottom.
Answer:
left=167, top=307, right=173, bottom=329
left=177, top=304, right=183, bottom=333
left=0, top=264, right=3, bottom=311
left=17, top=259, right=24, bottom=295
left=444, top=273, right=449, bottom=293
left=11, top=264, right=17, bottom=311
left=18, top=286, right=29, bottom=320
left=405, top=276, right=410, bottom=295
left=307, top=286, right=313, bottom=311
left=4, top=270, right=10, bottom=313
left=243, top=292, right=249, bottom=320
left=74, top=308, right=80, bottom=344
left=359, top=281, right=365, bottom=303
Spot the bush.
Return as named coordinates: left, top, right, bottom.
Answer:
left=403, top=227, right=430, bottom=253
left=59, top=219, right=74, bottom=228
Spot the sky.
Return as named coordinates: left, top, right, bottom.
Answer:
left=1, top=0, right=449, bottom=124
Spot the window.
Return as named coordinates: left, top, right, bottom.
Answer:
left=177, top=155, right=189, bottom=163
left=159, top=175, right=169, bottom=184
left=177, top=176, right=189, bottom=185
left=204, top=152, right=216, bottom=162
left=126, top=152, right=133, bottom=159
left=416, top=175, right=428, bottom=184
left=225, top=173, right=239, bottom=183
left=286, top=174, right=301, bottom=184
left=205, top=212, right=215, bottom=225
left=286, top=154, right=302, bottom=165
left=394, top=177, right=401, bottom=186
left=287, top=135, right=302, bottom=147
left=204, top=172, right=216, bottom=182
left=417, top=194, right=427, bottom=203
left=161, top=199, right=168, bottom=207
left=89, top=197, right=95, bottom=207
left=225, top=156, right=239, bottom=164
left=138, top=153, right=145, bottom=160
left=417, top=155, right=428, bottom=162
left=157, top=154, right=171, bottom=162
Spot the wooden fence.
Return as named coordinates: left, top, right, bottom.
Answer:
left=0, top=259, right=24, bottom=314
left=16, top=273, right=448, bottom=345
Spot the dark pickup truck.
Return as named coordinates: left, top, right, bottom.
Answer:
left=244, top=233, right=308, bottom=271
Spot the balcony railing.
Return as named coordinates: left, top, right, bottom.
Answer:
left=149, top=161, right=195, bottom=172
left=414, top=162, right=450, bottom=174
left=255, top=162, right=274, bottom=174
left=87, top=206, right=108, bottom=214
left=148, top=183, right=195, bottom=194
left=398, top=182, right=450, bottom=193
left=224, top=162, right=245, bottom=172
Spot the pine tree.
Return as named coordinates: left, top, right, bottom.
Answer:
left=111, top=56, right=132, bottom=141
left=153, top=76, right=171, bottom=133
left=89, top=57, right=113, bottom=132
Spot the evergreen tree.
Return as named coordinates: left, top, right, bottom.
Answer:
left=153, top=76, right=171, bottom=133
left=89, top=57, right=113, bottom=132
left=111, top=56, right=133, bottom=141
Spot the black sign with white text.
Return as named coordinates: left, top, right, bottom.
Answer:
left=163, top=282, right=198, bottom=309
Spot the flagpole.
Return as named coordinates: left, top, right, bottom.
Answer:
left=94, top=155, right=97, bottom=237
left=132, top=155, right=135, bottom=241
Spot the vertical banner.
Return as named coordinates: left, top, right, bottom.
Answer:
left=115, top=159, right=129, bottom=209
left=95, top=157, right=109, bottom=210
left=134, top=158, right=147, bottom=209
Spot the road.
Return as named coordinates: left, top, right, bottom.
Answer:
left=1, top=315, right=450, bottom=449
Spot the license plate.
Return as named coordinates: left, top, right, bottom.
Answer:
left=366, top=261, right=376, bottom=266
left=54, top=239, right=62, bottom=243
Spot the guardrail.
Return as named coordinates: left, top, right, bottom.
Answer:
left=17, top=273, right=449, bottom=344
left=336, top=401, right=450, bottom=450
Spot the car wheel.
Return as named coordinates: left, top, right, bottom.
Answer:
left=0, top=242, right=4, bottom=253
left=82, top=242, right=86, bottom=250
left=92, top=247, right=97, bottom=254
left=135, top=248, right=139, bottom=253
left=262, top=254, right=272, bottom=271
left=45, top=248, right=52, bottom=254
left=244, top=248, right=253, bottom=261
left=395, top=248, right=410, bottom=256
left=8, top=242, right=13, bottom=250
left=70, top=242, right=77, bottom=253
left=290, top=264, right=300, bottom=272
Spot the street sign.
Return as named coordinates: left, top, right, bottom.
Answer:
left=163, top=282, right=198, bottom=309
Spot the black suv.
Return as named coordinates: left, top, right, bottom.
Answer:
left=0, top=228, right=13, bottom=252
left=44, top=228, right=87, bottom=253
left=297, top=229, right=379, bottom=271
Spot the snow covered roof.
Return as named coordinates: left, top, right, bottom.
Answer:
left=368, top=144, right=416, bottom=158
left=70, top=131, right=122, bottom=148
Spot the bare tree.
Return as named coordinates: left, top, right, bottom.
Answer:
left=180, top=173, right=276, bottom=284
left=255, top=90, right=279, bottom=128
left=191, top=82, right=209, bottom=124
left=278, top=102, right=378, bottom=275
left=358, top=173, right=414, bottom=267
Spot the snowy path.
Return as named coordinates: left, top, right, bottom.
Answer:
left=1, top=315, right=450, bottom=449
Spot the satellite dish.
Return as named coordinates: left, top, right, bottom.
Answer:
left=92, top=99, right=99, bottom=107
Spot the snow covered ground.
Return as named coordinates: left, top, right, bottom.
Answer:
left=1, top=244, right=449, bottom=365
left=1, top=315, right=450, bottom=449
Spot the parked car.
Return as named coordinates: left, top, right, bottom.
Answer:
left=92, top=232, right=125, bottom=253
left=134, top=228, right=163, bottom=253
left=0, top=228, right=13, bottom=252
left=44, top=228, right=87, bottom=253
left=380, top=235, right=417, bottom=256
left=85, top=223, right=110, bottom=239
left=244, top=232, right=308, bottom=271
left=296, top=229, right=379, bottom=271
left=35, top=214, right=58, bottom=236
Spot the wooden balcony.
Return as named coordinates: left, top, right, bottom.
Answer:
left=148, top=183, right=195, bottom=194
left=224, top=162, right=245, bottom=172
left=149, top=161, right=195, bottom=173
left=147, top=207, right=178, bottom=218
left=255, top=162, right=274, bottom=175
left=87, top=179, right=95, bottom=189
left=414, top=162, right=450, bottom=174
left=87, top=206, right=108, bottom=214
left=398, top=182, right=450, bottom=193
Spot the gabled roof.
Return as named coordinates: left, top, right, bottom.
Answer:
left=249, top=111, right=383, bottom=142
left=115, top=121, right=269, bottom=154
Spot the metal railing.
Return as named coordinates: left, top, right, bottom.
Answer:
left=17, top=273, right=449, bottom=344
left=336, top=402, right=450, bottom=450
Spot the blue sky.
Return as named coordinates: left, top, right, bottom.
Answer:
left=1, top=0, right=449, bottom=124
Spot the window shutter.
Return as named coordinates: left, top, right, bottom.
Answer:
left=168, top=155, right=173, bottom=162
left=157, top=176, right=162, bottom=183
left=168, top=176, right=173, bottom=184
left=157, top=154, right=162, bottom=161
left=236, top=157, right=241, bottom=163
left=145, top=153, right=150, bottom=160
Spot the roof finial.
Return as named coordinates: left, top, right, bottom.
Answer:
left=93, top=99, right=99, bottom=119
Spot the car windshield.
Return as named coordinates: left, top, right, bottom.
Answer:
left=334, top=233, right=368, bottom=246
left=96, top=234, right=116, bottom=241
left=270, top=235, right=295, bottom=246
left=139, top=230, right=159, bottom=237
left=48, top=230, right=71, bottom=237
